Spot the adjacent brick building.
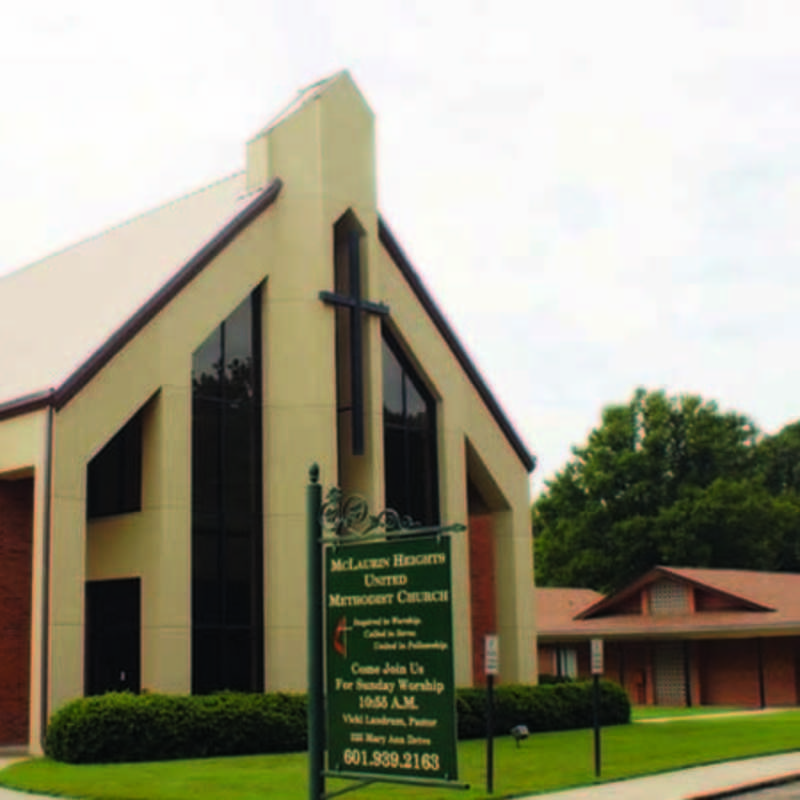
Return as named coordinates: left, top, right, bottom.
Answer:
left=538, top=566, right=800, bottom=707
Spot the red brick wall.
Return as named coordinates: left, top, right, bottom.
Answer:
left=618, top=643, right=652, bottom=705
left=697, top=638, right=800, bottom=707
left=699, top=640, right=760, bottom=706
left=0, top=478, right=34, bottom=746
left=603, top=641, right=619, bottom=681
left=542, top=637, right=799, bottom=708
left=688, top=641, right=702, bottom=706
left=468, top=514, right=496, bottom=686
left=762, top=638, right=797, bottom=706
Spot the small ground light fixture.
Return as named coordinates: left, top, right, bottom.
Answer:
left=510, top=724, right=529, bottom=748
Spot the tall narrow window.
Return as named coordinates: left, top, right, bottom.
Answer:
left=382, top=331, right=439, bottom=525
left=322, top=211, right=388, bottom=471
left=191, top=288, right=263, bottom=694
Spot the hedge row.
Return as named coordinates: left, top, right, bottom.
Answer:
left=45, top=692, right=307, bottom=764
left=45, top=681, right=630, bottom=764
left=457, top=680, right=630, bottom=739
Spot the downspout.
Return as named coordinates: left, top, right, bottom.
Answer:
left=39, top=401, right=55, bottom=750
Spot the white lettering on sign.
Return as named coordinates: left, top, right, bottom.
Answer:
left=591, top=639, right=604, bottom=675
left=485, top=634, right=499, bottom=676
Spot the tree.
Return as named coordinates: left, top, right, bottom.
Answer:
left=755, top=421, right=800, bottom=496
left=531, top=388, right=800, bottom=592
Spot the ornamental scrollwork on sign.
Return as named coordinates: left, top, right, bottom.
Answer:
left=320, top=487, right=375, bottom=537
left=319, top=486, right=466, bottom=543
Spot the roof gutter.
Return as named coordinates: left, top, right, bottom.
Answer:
left=538, top=621, right=800, bottom=641
left=0, top=391, right=54, bottom=424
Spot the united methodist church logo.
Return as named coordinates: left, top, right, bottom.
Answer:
left=333, top=616, right=351, bottom=657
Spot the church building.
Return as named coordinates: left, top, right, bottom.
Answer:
left=0, top=72, right=536, bottom=751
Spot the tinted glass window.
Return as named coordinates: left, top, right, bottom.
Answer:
left=191, top=398, right=221, bottom=514
left=382, top=340, right=404, bottom=419
left=192, top=327, right=222, bottom=400
left=87, top=411, right=143, bottom=519
left=191, top=289, right=263, bottom=694
left=382, top=331, right=439, bottom=526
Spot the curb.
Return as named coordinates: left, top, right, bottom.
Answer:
left=686, top=770, right=800, bottom=799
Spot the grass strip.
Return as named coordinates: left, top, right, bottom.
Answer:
left=2, top=710, right=800, bottom=800
left=632, top=705, right=745, bottom=720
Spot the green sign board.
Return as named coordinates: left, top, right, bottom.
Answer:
left=325, top=535, right=458, bottom=782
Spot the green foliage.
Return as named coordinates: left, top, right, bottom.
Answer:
left=456, top=680, right=630, bottom=739
left=756, top=421, right=800, bottom=495
left=45, top=683, right=630, bottom=764
left=44, top=692, right=307, bottom=764
left=534, top=387, right=800, bottom=591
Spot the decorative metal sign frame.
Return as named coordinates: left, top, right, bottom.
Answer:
left=320, top=486, right=466, bottom=544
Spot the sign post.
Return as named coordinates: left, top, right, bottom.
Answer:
left=590, top=638, right=604, bottom=778
left=484, top=634, right=499, bottom=795
left=307, top=466, right=325, bottom=800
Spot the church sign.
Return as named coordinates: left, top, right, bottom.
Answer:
left=306, top=475, right=467, bottom=795
left=325, top=536, right=457, bottom=782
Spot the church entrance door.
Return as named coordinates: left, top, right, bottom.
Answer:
left=85, top=578, right=141, bottom=695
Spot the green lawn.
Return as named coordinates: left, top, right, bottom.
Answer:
left=3, top=710, right=800, bottom=800
left=632, top=705, right=745, bottom=720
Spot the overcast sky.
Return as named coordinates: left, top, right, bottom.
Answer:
left=2, top=0, right=799, bottom=493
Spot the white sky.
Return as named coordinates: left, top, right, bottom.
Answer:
left=2, top=0, right=800, bottom=493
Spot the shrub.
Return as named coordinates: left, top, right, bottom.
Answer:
left=45, top=691, right=307, bottom=764
left=45, top=681, right=630, bottom=764
left=457, top=680, right=630, bottom=739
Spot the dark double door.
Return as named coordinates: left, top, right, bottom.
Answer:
left=85, top=578, right=141, bottom=695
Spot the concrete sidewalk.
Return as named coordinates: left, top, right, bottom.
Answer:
left=1, top=752, right=800, bottom=799
left=524, top=752, right=800, bottom=799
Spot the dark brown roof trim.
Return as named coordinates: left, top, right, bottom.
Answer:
left=53, top=179, right=283, bottom=411
left=378, top=216, right=536, bottom=473
left=0, top=389, right=54, bottom=423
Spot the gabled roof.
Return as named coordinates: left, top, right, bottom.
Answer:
left=537, top=567, right=800, bottom=640
left=536, top=587, right=604, bottom=630
left=0, top=75, right=535, bottom=473
left=575, top=566, right=774, bottom=620
left=0, top=174, right=281, bottom=418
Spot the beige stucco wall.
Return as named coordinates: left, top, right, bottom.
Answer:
left=36, top=70, right=534, bottom=722
left=48, top=207, right=278, bottom=712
